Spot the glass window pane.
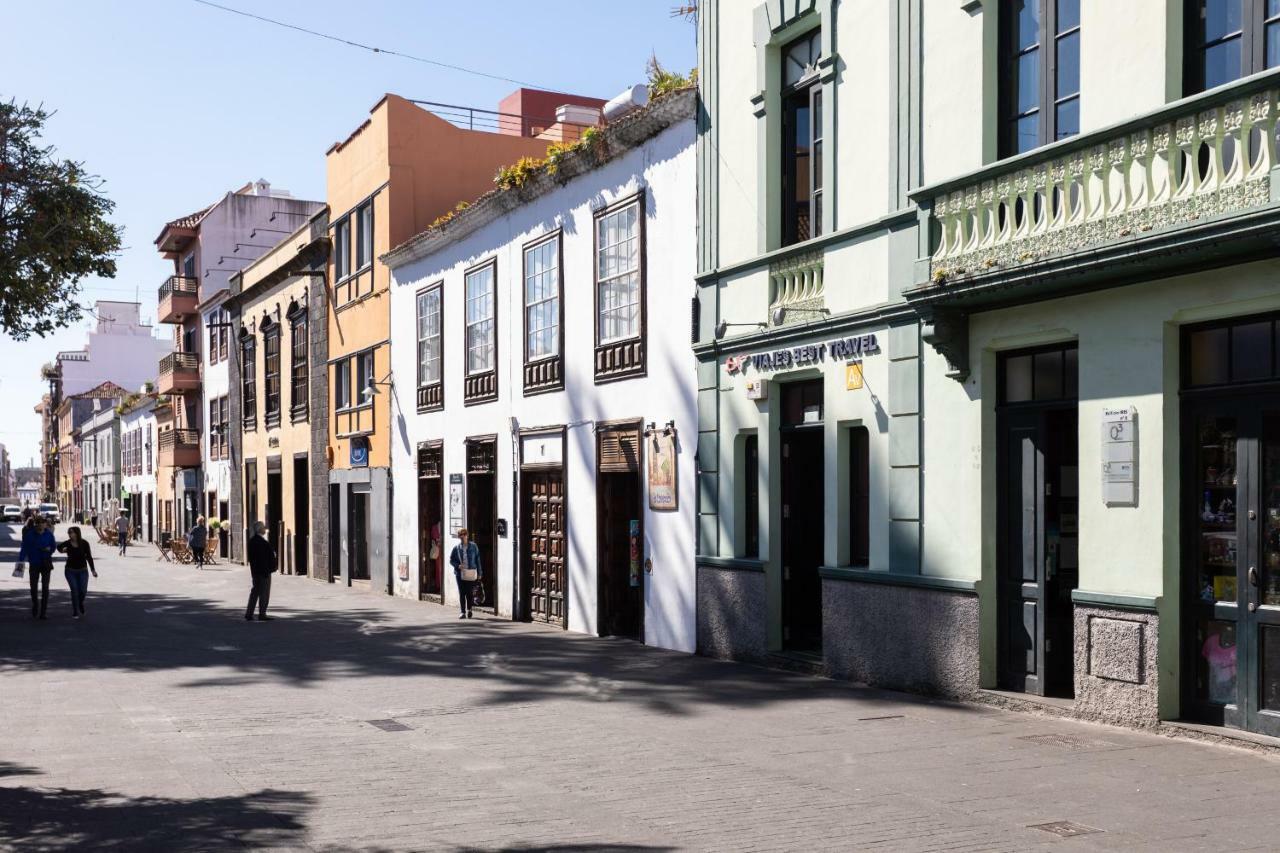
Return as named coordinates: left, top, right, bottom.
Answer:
left=1014, top=113, right=1040, bottom=155
left=1263, top=627, right=1280, bottom=711
left=1268, top=21, right=1280, bottom=69
left=1013, top=0, right=1040, bottom=50
left=1056, top=31, right=1080, bottom=97
left=1055, top=97, right=1080, bottom=140
left=1190, top=327, right=1230, bottom=385
left=1203, top=36, right=1243, bottom=90
left=1204, top=0, right=1243, bottom=43
left=1198, top=619, right=1238, bottom=705
left=1056, top=0, right=1080, bottom=31
left=1016, top=49, right=1040, bottom=114
left=1033, top=350, right=1064, bottom=400
left=1270, top=0, right=1280, bottom=18
left=1005, top=355, right=1033, bottom=402
left=1231, top=320, right=1272, bottom=381
left=1063, top=347, right=1078, bottom=398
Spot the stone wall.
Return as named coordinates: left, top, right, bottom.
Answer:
left=822, top=578, right=979, bottom=699
left=696, top=564, right=767, bottom=662
left=1073, top=604, right=1159, bottom=727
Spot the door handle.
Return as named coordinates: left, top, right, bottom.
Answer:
left=1250, top=566, right=1259, bottom=587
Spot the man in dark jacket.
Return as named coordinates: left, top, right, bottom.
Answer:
left=245, top=521, right=276, bottom=621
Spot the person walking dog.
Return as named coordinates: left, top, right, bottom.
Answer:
left=187, top=516, right=208, bottom=569
left=449, top=527, right=482, bottom=619
left=19, top=515, right=56, bottom=619
left=245, top=521, right=276, bottom=621
left=57, top=526, right=97, bottom=619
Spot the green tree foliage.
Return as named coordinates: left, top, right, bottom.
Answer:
left=0, top=100, right=122, bottom=339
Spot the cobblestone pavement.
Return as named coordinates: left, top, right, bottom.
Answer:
left=3, top=524, right=1280, bottom=851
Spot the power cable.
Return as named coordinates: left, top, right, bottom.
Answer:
left=190, top=0, right=547, bottom=88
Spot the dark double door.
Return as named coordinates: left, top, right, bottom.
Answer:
left=597, top=424, right=643, bottom=641
left=781, top=426, right=824, bottom=651
left=417, top=444, right=444, bottom=599
left=1186, top=399, right=1280, bottom=736
left=522, top=470, right=566, bottom=625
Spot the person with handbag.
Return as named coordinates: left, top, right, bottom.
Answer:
left=57, top=526, right=97, bottom=619
left=449, top=527, right=482, bottom=619
left=18, top=515, right=56, bottom=619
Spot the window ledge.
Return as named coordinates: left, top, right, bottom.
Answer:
left=696, top=556, right=766, bottom=573
left=818, top=565, right=978, bottom=593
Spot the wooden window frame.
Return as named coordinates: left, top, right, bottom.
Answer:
left=463, top=258, right=499, bottom=406
left=240, top=330, right=257, bottom=432
left=355, top=201, right=374, bottom=272
left=334, top=356, right=352, bottom=413
left=780, top=30, right=822, bottom=247
left=1185, top=0, right=1280, bottom=94
left=288, top=303, right=308, bottom=422
left=998, top=0, right=1082, bottom=158
left=333, top=216, right=351, bottom=291
left=263, top=319, right=281, bottom=429
left=522, top=230, right=565, bottom=395
left=592, top=190, right=647, bottom=384
left=416, top=282, right=444, bottom=413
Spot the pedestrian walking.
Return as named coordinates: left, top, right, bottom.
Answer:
left=245, top=521, right=276, bottom=621
left=448, top=527, right=482, bottom=619
left=57, top=526, right=97, bottom=620
left=187, top=516, right=208, bottom=569
left=18, top=515, right=56, bottom=619
left=115, top=512, right=131, bottom=556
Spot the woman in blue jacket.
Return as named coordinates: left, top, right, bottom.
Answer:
left=19, top=515, right=57, bottom=619
left=448, top=527, right=482, bottom=619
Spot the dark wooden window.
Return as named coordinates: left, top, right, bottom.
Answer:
left=849, top=427, right=870, bottom=566
left=999, top=0, right=1080, bottom=158
left=466, top=439, right=497, bottom=474
left=744, top=434, right=759, bottom=558
left=1186, top=0, right=1280, bottom=94
left=334, top=357, right=351, bottom=411
left=416, top=284, right=443, bottom=411
left=356, top=201, right=373, bottom=270
left=356, top=350, right=375, bottom=407
left=289, top=306, right=308, bottom=421
left=999, top=342, right=1079, bottom=404
left=263, top=321, right=281, bottom=428
left=464, top=260, right=498, bottom=404
left=523, top=233, right=564, bottom=394
left=146, top=424, right=152, bottom=474
left=334, top=217, right=351, bottom=284
left=781, top=30, right=822, bottom=245
left=594, top=193, right=647, bottom=383
left=240, top=332, right=257, bottom=431
left=1184, top=313, right=1280, bottom=388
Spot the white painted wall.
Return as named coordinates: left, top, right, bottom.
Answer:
left=58, top=301, right=170, bottom=397
left=388, top=119, right=698, bottom=653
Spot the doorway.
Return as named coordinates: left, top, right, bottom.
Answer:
left=266, top=461, right=282, bottom=571
left=523, top=469, right=566, bottom=625
left=1183, top=314, right=1280, bottom=736
left=597, top=422, right=643, bottom=641
left=218, top=500, right=229, bottom=557
left=780, top=380, right=825, bottom=653
left=465, top=439, right=498, bottom=611
left=997, top=344, right=1080, bottom=698
left=293, top=455, right=309, bottom=577
left=417, top=442, right=444, bottom=599
left=329, top=483, right=341, bottom=582
left=349, top=487, right=370, bottom=582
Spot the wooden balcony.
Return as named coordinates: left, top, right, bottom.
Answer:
left=157, top=428, right=201, bottom=469
left=157, top=276, right=199, bottom=324
left=156, top=351, right=200, bottom=396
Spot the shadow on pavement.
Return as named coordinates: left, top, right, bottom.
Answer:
left=0, top=585, right=981, bottom=718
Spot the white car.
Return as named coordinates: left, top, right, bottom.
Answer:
left=37, top=503, right=60, bottom=524
left=2, top=506, right=21, bottom=523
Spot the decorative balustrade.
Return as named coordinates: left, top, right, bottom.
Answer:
left=926, top=76, right=1280, bottom=282
left=768, top=251, right=824, bottom=324
left=158, top=352, right=199, bottom=375
left=157, top=275, right=198, bottom=300
left=158, top=428, right=200, bottom=450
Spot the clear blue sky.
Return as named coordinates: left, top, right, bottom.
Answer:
left=0, top=0, right=696, bottom=469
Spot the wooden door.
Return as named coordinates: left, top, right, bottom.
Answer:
left=524, top=471, right=566, bottom=625
left=1000, top=409, right=1047, bottom=695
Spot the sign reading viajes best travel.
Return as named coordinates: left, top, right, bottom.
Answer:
left=647, top=431, right=678, bottom=511
left=1101, top=406, right=1137, bottom=507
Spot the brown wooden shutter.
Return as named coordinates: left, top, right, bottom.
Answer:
left=598, top=426, right=640, bottom=473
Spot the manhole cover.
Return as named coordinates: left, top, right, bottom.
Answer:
left=366, top=719, right=411, bottom=732
left=1028, top=821, right=1103, bottom=838
left=1019, top=733, right=1115, bottom=749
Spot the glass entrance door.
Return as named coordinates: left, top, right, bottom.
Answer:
left=1188, top=404, right=1280, bottom=736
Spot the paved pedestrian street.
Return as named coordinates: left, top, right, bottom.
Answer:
left=1, top=527, right=1278, bottom=852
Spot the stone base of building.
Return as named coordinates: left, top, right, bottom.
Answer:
left=821, top=575, right=979, bottom=699
left=696, top=560, right=767, bottom=662
left=1072, top=603, right=1160, bottom=727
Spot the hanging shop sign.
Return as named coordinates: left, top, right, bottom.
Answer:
left=1101, top=406, right=1138, bottom=507
left=724, top=333, right=880, bottom=375
left=448, top=473, right=465, bottom=534
left=647, top=431, right=678, bottom=511
left=349, top=436, right=370, bottom=468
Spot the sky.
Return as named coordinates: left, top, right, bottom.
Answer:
left=0, top=0, right=696, bottom=469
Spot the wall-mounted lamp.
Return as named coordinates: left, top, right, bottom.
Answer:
left=643, top=420, right=676, bottom=437
left=361, top=373, right=395, bottom=404
left=771, top=305, right=831, bottom=326
left=714, top=320, right=767, bottom=340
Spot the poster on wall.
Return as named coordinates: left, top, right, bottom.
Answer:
left=448, top=473, right=464, bottom=534
left=647, top=432, right=678, bottom=511
left=396, top=554, right=409, bottom=581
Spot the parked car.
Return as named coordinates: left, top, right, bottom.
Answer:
left=2, top=506, right=21, bottom=523
left=37, top=503, right=61, bottom=524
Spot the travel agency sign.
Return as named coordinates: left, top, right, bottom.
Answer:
left=724, top=333, right=880, bottom=375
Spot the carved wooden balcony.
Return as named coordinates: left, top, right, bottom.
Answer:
left=157, top=428, right=201, bottom=469
left=156, top=351, right=200, bottom=396
left=157, top=276, right=199, bottom=324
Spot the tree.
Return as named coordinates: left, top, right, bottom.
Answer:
left=0, top=100, right=122, bottom=339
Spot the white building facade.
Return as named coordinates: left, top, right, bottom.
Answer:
left=120, top=396, right=158, bottom=543
left=79, top=401, right=121, bottom=524
left=55, top=301, right=170, bottom=397
left=385, top=90, right=698, bottom=652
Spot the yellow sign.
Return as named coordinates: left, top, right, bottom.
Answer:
left=845, top=362, right=864, bottom=390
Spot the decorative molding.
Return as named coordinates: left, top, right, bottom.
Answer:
left=1072, top=589, right=1160, bottom=613
left=921, top=310, right=970, bottom=382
